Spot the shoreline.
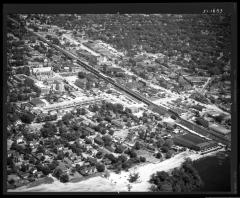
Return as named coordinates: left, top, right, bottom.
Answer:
left=8, top=148, right=226, bottom=192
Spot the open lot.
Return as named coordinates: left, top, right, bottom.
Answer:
left=113, top=129, right=129, bottom=140
left=136, top=149, right=159, bottom=163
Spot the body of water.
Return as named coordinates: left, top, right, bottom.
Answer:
left=193, top=151, right=231, bottom=192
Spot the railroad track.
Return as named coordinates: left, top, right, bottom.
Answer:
left=8, top=17, right=230, bottom=146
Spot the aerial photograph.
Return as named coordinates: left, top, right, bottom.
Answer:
left=5, top=13, right=232, bottom=193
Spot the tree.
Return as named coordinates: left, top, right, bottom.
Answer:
left=149, top=184, right=159, bottom=192
left=160, top=181, right=173, bottom=192
left=20, top=163, right=29, bottom=172
left=99, top=127, right=107, bottom=135
left=166, top=150, right=174, bottom=159
left=89, top=104, right=99, bottom=112
left=9, top=92, right=18, bottom=102
left=96, top=163, right=105, bottom=172
left=75, top=164, right=82, bottom=173
left=40, top=122, right=57, bottom=138
left=96, top=117, right=103, bottom=123
left=96, top=151, right=103, bottom=159
left=195, top=117, right=209, bottom=128
left=105, top=116, right=112, bottom=122
left=104, top=153, right=117, bottom=164
left=70, top=167, right=76, bottom=175
left=163, top=139, right=174, bottom=149
left=86, top=81, right=92, bottom=90
left=42, top=166, right=51, bottom=175
left=59, top=173, right=69, bottom=183
left=156, top=152, right=162, bottom=159
left=36, top=145, right=45, bottom=154
left=156, top=138, right=165, bottom=148
left=118, top=155, right=128, bottom=163
left=7, top=113, right=19, bottom=123
left=64, top=152, right=70, bottom=158
left=161, top=146, right=169, bottom=153
left=125, top=107, right=132, bottom=114
left=115, top=103, right=124, bottom=112
left=20, top=112, right=35, bottom=124
left=150, top=156, right=202, bottom=191
left=102, top=135, right=112, bottom=146
left=57, top=152, right=64, bottom=160
left=80, top=130, right=89, bottom=139
left=129, top=149, right=137, bottom=158
left=62, top=113, right=73, bottom=126
left=85, top=137, right=92, bottom=144
left=138, top=131, right=145, bottom=140
left=87, top=157, right=97, bottom=166
left=215, top=114, right=225, bottom=123
left=78, top=71, right=86, bottom=79
left=139, top=156, right=146, bottom=162
left=115, top=145, right=125, bottom=154
left=76, top=108, right=87, bottom=115
left=52, top=37, right=60, bottom=45
left=134, top=141, right=141, bottom=150
left=128, top=172, right=139, bottom=183
left=53, top=167, right=63, bottom=179
left=108, top=129, right=114, bottom=135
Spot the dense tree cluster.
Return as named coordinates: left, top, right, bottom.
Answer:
left=128, top=172, right=140, bottom=183
left=40, top=121, right=57, bottom=138
left=149, top=158, right=203, bottom=192
left=19, top=111, right=35, bottom=124
left=46, top=14, right=231, bottom=76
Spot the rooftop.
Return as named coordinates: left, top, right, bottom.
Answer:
left=30, top=98, right=46, bottom=106
left=32, top=67, right=52, bottom=73
left=209, top=123, right=231, bottom=135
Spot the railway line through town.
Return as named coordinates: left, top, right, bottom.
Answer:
left=8, top=17, right=230, bottom=146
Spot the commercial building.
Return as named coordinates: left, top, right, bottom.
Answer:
left=127, top=106, right=140, bottom=113
left=208, top=123, right=231, bottom=135
left=106, top=67, right=125, bottom=76
left=173, top=133, right=218, bottom=151
left=76, top=49, right=98, bottom=64
left=32, top=67, right=54, bottom=80
left=29, top=98, right=46, bottom=108
left=43, top=76, right=63, bottom=84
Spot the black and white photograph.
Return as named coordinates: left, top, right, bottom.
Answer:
left=3, top=3, right=237, bottom=195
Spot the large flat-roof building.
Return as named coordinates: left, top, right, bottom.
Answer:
left=31, top=67, right=54, bottom=80
left=30, top=98, right=46, bottom=108
left=209, top=123, right=231, bottom=135
left=173, top=133, right=218, bottom=151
